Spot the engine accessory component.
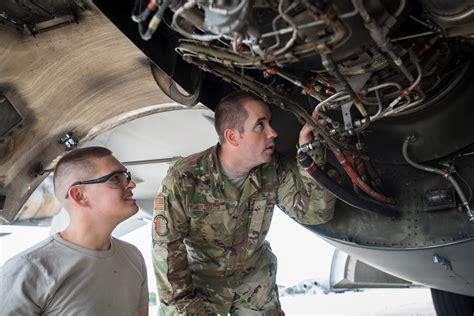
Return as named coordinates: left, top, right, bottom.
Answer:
left=423, top=188, right=457, bottom=212
left=130, top=0, right=474, bottom=222
left=403, top=136, right=474, bottom=221
left=202, top=0, right=251, bottom=34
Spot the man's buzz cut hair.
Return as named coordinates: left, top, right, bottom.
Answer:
left=214, top=91, right=264, bottom=144
left=53, top=146, right=112, bottom=200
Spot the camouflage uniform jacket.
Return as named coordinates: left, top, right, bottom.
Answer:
left=152, top=145, right=336, bottom=314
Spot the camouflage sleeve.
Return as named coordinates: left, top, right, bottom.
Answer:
left=152, top=170, right=207, bottom=314
left=276, top=147, right=336, bottom=224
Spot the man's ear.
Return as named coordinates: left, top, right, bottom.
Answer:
left=67, top=187, right=89, bottom=207
left=224, top=128, right=240, bottom=147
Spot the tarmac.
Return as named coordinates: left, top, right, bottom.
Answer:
left=279, top=288, right=436, bottom=316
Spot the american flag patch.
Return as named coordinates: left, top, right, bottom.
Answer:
left=154, top=195, right=166, bottom=211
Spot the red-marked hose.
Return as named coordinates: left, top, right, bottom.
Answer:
left=334, top=152, right=396, bottom=205
left=297, top=153, right=399, bottom=218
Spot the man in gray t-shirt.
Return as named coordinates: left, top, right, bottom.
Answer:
left=0, top=147, right=148, bottom=316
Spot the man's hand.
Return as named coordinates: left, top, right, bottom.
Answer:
left=299, top=114, right=326, bottom=147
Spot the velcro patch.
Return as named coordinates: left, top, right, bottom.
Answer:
left=153, top=214, right=169, bottom=236
left=154, top=195, right=166, bottom=211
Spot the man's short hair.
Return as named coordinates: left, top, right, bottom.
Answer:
left=214, top=91, right=264, bottom=144
left=53, top=146, right=112, bottom=200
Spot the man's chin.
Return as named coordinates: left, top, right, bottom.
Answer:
left=127, top=201, right=139, bottom=214
left=262, top=153, right=274, bottom=163
left=122, top=205, right=139, bottom=221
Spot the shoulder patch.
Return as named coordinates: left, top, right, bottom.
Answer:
left=154, top=195, right=166, bottom=212
left=153, top=214, right=169, bottom=236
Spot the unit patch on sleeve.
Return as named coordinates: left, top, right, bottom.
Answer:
left=154, top=195, right=167, bottom=211
left=154, top=214, right=169, bottom=236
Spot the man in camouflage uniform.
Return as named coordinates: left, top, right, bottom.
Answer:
left=152, top=91, right=336, bottom=315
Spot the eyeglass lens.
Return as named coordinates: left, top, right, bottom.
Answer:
left=104, top=172, right=131, bottom=188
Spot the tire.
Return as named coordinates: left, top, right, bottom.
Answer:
left=431, top=288, right=474, bottom=316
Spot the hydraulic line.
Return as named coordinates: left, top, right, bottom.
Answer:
left=132, top=0, right=157, bottom=23
left=183, top=52, right=362, bottom=156
left=382, top=57, right=423, bottom=116
left=363, top=158, right=385, bottom=194
left=313, top=91, right=345, bottom=127
left=402, top=136, right=474, bottom=221
left=143, top=0, right=172, bottom=40
left=272, top=0, right=299, bottom=56
left=297, top=152, right=399, bottom=218
left=333, top=150, right=396, bottom=205
left=261, top=7, right=359, bottom=39
left=321, top=53, right=368, bottom=117
left=352, top=0, right=414, bottom=83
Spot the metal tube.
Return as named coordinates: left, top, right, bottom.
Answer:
left=394, top=0, right=406, bottom=17
left=352, top=0, right=414, bottom=82
left=273, top=0, right=298, bottom=56
left=315, top=91, right=346, bottom=115
left=382, top=59, right=423, bottom=116
left=402, top=136, right=474, bottom=221
left=260, top=8, right=359, bottom=39
left=391, top=31, right=438, bottom=42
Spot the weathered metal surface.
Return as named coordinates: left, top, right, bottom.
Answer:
left=0, top=1, right=173, bottom=222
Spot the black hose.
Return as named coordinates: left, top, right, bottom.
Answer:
left=297, top=153, right=399, bottom=218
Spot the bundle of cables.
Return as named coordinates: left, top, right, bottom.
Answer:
left=131, top=0, right=172, bottom=40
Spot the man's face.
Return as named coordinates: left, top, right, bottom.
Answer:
left=83, top=156, right=138, bottom=222
left=237, top=100, right=278, bottom=168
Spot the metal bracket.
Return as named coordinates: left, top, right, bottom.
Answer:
left=59, top=133, right=79, bottom=150
left=341, top=101, right=354, bottom=131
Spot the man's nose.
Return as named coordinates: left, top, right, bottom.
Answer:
left=267, top=126, right=278, bottom=138
left=126, top=180, right=136, bottom=189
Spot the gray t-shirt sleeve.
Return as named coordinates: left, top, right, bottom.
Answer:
left=138, top=251, right=149, bottom=308
left=0, top=255, right=50, bottom=315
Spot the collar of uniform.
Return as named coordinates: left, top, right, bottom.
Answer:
left=211, top=144, right=263, bottom=188
left=209, top=144, right=223, bottom=187
left=239, top=169, right=260, bottom=204
left=209, top=145, right=280, bottom=199
left=248, top=168, right=261, bottom=189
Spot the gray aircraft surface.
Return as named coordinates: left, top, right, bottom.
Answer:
left=1, top=0, right=474, bottom=314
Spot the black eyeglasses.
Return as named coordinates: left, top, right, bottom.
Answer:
left=65, top=170, right=132, bottom=199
